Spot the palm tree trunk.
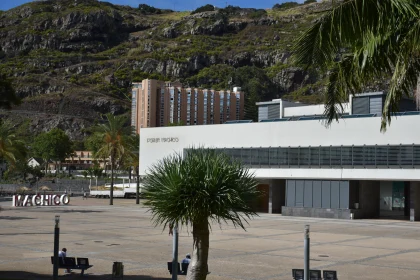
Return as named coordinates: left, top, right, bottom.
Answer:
left=187, top=220, right=210, bottom=280
left=110, top=158, right=114, bottom=205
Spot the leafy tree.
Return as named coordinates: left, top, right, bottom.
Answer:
left=186, top=65, right=235, bottom=90
left=138, top=4, right=162, bottom=14
left=191, top=4, right=215, bottom=14
left=85, top=132, right=104, bottom=155
left=0, top=121, right=26, bottom=166
left=32, top=128, right=74, bottom=174
left=168, top=121, right=185, bottom=126
left=233, top=66, right=279, bottom=121
left=91, top=113, right=133, bottom=205
left=304, top=0, right=317, bottom=4
left=273, top=2, right=299, bottom=10
left=248, top=9, right=267, bottom=19
left=144, top=148, right=260, bottom=280
left=0, top=75, right=20, bottom=109
left=292, top=0, right=419, bottom=130
left=219, top=5, right=241, bottom=16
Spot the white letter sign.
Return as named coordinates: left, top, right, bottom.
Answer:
left=12, top=195, right=70, bottom=207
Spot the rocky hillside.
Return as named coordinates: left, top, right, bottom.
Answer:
left=0, top=0, right=333, bottom=142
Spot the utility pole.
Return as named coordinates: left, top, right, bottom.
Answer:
left=304, top=225, right=310, bottom=280
left=53, top=215, right=60, bottom=280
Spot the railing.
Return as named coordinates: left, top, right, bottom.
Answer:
left=186, top=144, right=420, bottom=169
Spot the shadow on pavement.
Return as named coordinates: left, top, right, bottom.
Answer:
left=0, top=216, right=36, bottom=220
left=0, top=271, right=171, bottom=280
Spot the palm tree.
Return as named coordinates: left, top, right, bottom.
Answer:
left=93, top=113, right=133, bottom=205
left=292, top=0, right=419, bottom=130
left=143, top=148, right=260, bottom=280
left=0, top=121, right=25, bottom=166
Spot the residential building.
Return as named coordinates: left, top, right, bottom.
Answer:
left=131, top=79, right=245, bottom=134
left=140, top=92, right=420, bottom=221
left=27, top=157, right=44, bottom=169
left=61, top=151, right=108, bottom=171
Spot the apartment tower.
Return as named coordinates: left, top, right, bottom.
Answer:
left=131, top=79, right=245, bottom=134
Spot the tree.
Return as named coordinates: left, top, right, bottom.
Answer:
left=292, top=0, right=419, bottom=130
left=272, top=2, right=299, bottom=10
left=32, top=128, right=74, bottom=174
left=0, top=75, right=20, bottom=109
left=143, top=148, right=260, bottom=280
left=138, top=4, right=162, bottom=14
left=91, top=113, right=133, bottom=205
left=0, top=121, right=26, bottom=166
left=191, top=4, right=215, bottom=14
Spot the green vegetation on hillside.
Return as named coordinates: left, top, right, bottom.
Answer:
left=0, top=0, right=333, bottom=139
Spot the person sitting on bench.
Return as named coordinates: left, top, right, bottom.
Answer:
left=181, top=253, right=191, bottom=264
left=58, top=248, right=71, bottom=273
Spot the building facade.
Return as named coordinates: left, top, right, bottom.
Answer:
left=131, top=79, right=245, bottom=134
left=140, top=93, right=420, bottom=221
left=61, top=151, right=108, bottom=171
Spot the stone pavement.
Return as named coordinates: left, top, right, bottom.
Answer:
left=1, top=198, right=420, bottom=280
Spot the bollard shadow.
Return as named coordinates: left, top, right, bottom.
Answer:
left=0, top=271, right=175, bottom=280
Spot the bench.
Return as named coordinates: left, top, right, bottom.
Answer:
left=167, top=262, right=189, bottom=275
left=292, top=269, right=337, bottom=280
left=51, top=257, right=93, bottom=276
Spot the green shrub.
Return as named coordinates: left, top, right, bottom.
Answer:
left=272, top=2, right=299, bottom=10
left=248, top=9, right=267, bottom=19
left=138, top=4, right=161, bottom=14
left=191, top=4, right=215, bottom=14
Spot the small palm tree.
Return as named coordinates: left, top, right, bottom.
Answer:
left=144, top=148, right=260, bottom=280
left=92, top=113, right=133, bottom=205
left=292, top=0, right=419, bottom=130
left=0, top=121, right=25, bottom=166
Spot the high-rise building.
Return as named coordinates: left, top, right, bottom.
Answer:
left=131, top=79, right=245, bottom=134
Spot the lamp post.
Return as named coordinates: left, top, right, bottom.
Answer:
left=172, top=223, right=179, bottom=280
left=136, top=174, right=140, bottom=205
left=53, top=215, right=60, bottom=280
left=304, top=225, right=310, bottom=280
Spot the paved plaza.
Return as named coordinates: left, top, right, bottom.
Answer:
left=1, top=198, right=420, bottom=280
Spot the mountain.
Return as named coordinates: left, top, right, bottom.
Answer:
left=0, top=0, right=333, bottom=142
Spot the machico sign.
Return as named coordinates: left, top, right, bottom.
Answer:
left=12, top=194, right=70, bottom=207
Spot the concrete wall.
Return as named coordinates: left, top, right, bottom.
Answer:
left=282, top=207, right=352, bottom=219
left=380, top=181, right=393, bottom=211
left=283, top=103, right=349, bottom=117
left=140, top=115, right=420, bottom=179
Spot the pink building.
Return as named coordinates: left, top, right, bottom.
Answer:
left=131, top=79, right=245, bottom=134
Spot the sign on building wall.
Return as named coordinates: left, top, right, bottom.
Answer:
left=12, top=194, right=70, bottom=207
left=147, top=137, right=179, bottom=143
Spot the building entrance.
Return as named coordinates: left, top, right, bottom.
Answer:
left=379, top=181, right=410, bottom=220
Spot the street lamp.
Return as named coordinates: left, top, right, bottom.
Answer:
left=172, top=223, right=179, bottom=280
left=304, top=225, right=310, bottom=280
left=53, top=215, right=60, bottom=280
left=136, top=174, right=140, bottom=205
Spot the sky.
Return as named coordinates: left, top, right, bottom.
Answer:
left=0, top=0, right=304, bottom=12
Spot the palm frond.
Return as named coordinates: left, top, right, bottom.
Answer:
left=293, top=0, right=417, bottom=69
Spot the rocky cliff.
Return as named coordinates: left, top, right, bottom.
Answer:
left=0, top=0, right=333, bottom=141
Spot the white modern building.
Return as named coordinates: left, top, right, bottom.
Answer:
left=140, top=92, right=420, bottom=221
